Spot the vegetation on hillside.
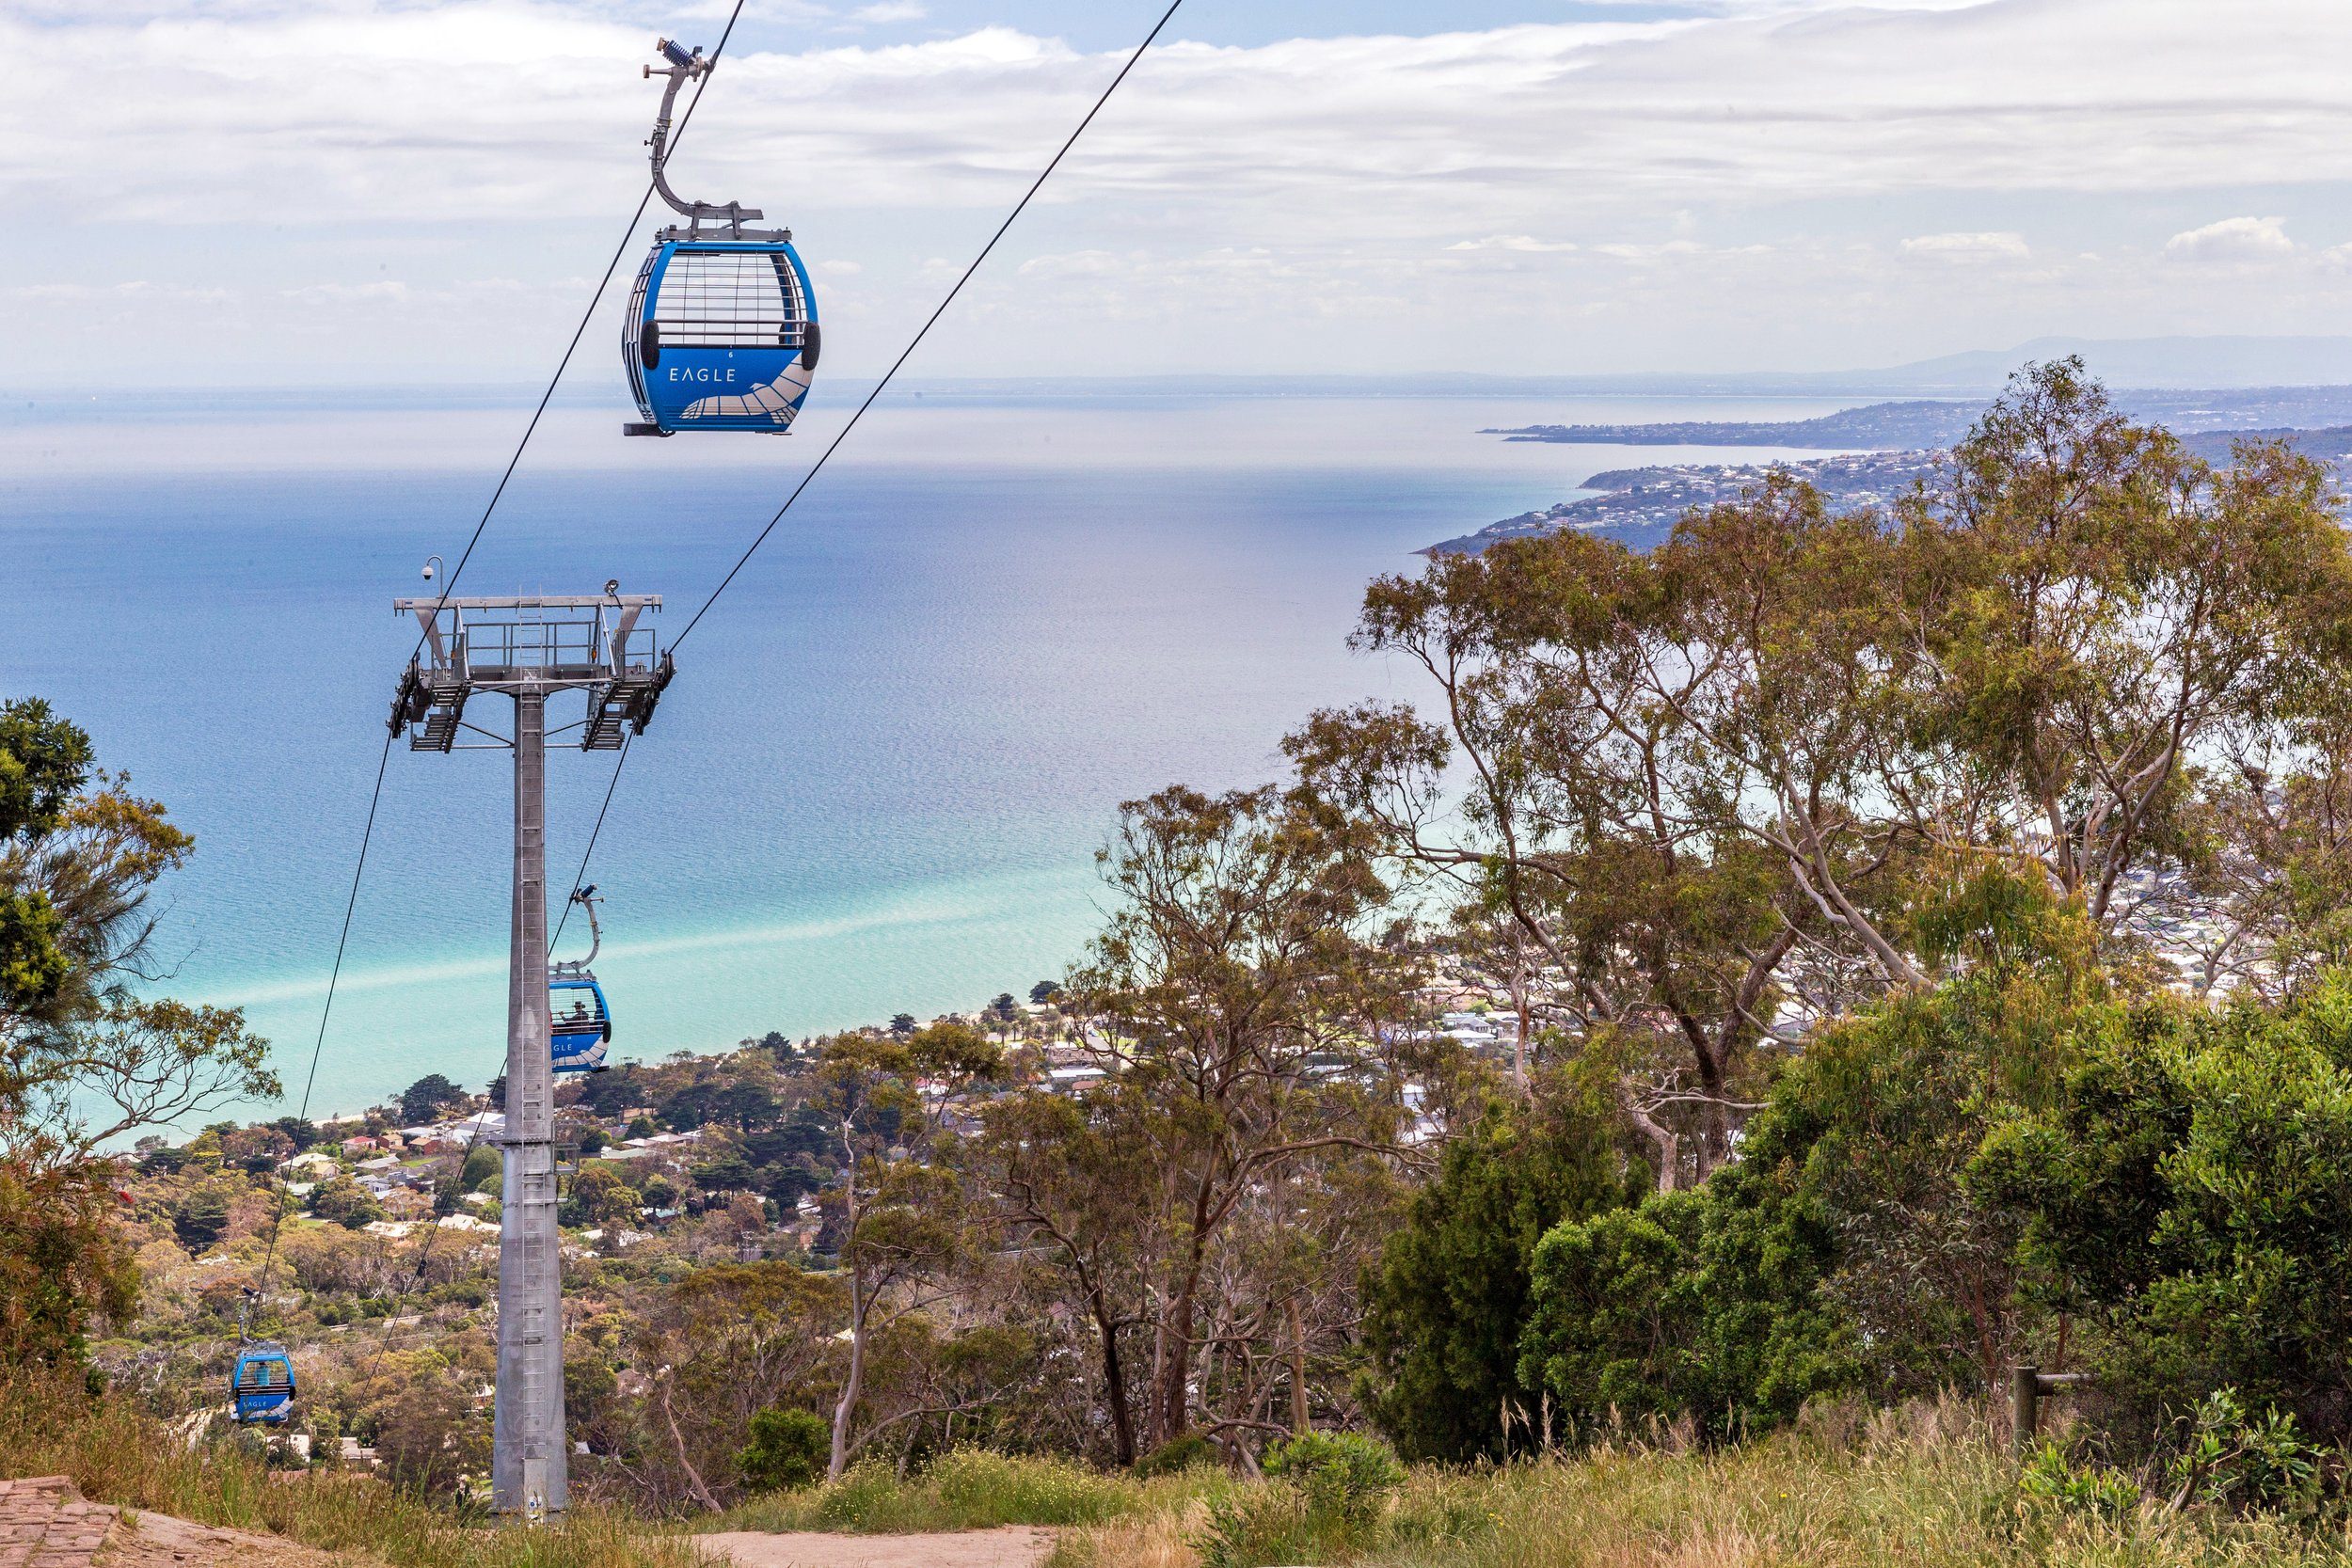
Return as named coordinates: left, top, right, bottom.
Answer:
left=15, top=360, right=2352, bottom=1560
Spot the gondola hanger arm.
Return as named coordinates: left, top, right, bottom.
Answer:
left=644, top=37, right=782, bottom=240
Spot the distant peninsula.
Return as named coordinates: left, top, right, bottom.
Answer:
left=1483, top=400, right=1981, bottom=450
left=1428, top=451, right=1943, bottom=556
left=1436, top=414, right=2352, bottom=556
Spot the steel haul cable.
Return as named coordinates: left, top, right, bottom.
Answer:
left=250, top=1, right=751, bottom=1337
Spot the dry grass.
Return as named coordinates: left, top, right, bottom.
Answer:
left=1044, top=1497, right=1211, bottom=1568
left=0, top=1372, right=707, bottom=1568
left=21, top=1370, right=2352, bottom=1568
left=1054, top=1399, right=2352, bottom=1568
left=707, top=1451, right=1219, bottom=1538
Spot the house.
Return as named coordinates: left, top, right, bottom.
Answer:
left=1046, top=1065, right=1104, bottom=1094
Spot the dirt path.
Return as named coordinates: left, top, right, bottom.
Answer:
left=0, top=1476, right=331, bottom=1568
left=699, top=1527, right=1056, bottom=1568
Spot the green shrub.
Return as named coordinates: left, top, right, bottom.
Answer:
left=1195, top=1484, right=1338, bottom=1568
left=1522, top=943, right=2127, bottom=1447
left=1359, top=1086, right=1645, bottom=1461
left=813, top=1461, right=904, bottom=1529
left=1261, top=1432, right=1404, bottom=1526
left=2163, top=1389, right=2321, bottom=1514
left=1195, top=1433, right=1404, bottom=1568
left=1133, top=1431, right=1215, bottom=1478
left=737, top=1407, right=827, bottom=1493
left=929, top=1449, right=1131, bottom=1525
left=1519, top=1172, right=1851, bottom=1442
left=1976, top=970, right=2352, bottom=1454
left=2017, top=1440, right=2140, bottom=1518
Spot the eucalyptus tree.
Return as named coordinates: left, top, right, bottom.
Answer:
left=2, top=699, right=274, bottom=1169
left=1, top=698, right=273, bottom=1368
left=1898, top=361, right=2352, bottom=961
left=982, top=1086, right=1158, bottom=1465
left=811, top=1020, right=1001, bottom=1479
left=1061, top=784, right=1425, bottom=1454
left=1287, top=360, right=2352, bottom=1185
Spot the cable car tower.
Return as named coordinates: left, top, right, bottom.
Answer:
left=386, top=582, right=675, bottom=1516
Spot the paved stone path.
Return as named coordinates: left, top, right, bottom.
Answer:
left=0, top=1478, right=120, bottom=1568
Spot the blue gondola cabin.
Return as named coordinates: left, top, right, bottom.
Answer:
left=620, top=40, right=821, bottom=437
left=625, top=240, right=819, bottom=436
left=230, top=1344, right=296, bottom=1425
left=551, top=976, right=612, bottom=1073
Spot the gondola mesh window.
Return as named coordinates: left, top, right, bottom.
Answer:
left=656, top=251, right=808, bottom=349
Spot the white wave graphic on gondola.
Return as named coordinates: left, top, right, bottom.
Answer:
left=678, top=358, right=814, bottom=426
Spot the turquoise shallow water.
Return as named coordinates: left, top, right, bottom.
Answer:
left=0, top=389, right=1852, bottom=1118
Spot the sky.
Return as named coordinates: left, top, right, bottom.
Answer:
left=8, top=0, right=2352, bottom=385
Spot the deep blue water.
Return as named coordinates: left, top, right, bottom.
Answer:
left=2, top=391, right=1850, bottom=1117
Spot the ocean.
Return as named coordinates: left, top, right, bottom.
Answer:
left=2, top=387, right=1856, bottom=1119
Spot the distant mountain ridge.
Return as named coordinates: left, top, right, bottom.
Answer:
left=1871, top=336, right=2352, bottom=394
left=1485, top=388, right=2352, bottom=452
left=895, top=337, right=2352, bottom=400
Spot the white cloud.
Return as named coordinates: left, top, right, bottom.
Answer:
left=4, top=280, right=231, bottom=305
left=23, top=1, right=2352, bottom=234
left=850, top=3, right=928, bottom=22
left=1448, top=235, right=1579, bottom=253
left=2162, top=215, right=2296, bottom=262
left=8, top=1, right=2352, bottom=382
left=281, top=280, right=413, bottom=303
left=1900, top=230, right=2030, bottom=261
left=1592, top=239, right=1709, bottom=260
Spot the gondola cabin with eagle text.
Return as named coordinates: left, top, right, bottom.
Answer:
left=623, top=39, right=821, bottom=436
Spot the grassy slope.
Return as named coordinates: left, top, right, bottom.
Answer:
left=1053, top=1405, right=2352, bottom=1567
left=0, top=1375, right=706, bottom=1568
left=749, top=1404, right=2352, bottom=1567
left=19, top=1376, right=2352, bottom=1568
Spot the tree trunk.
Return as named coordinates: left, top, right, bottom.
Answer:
left=1152, top=1180, right=1216, bottom=1446
left=1623, top=1091, right=1680, bottom=1195
left=1091, top=1289, right=1137, bottom=1467
left=829, top=1265, right=866, bottom=1481
left=1286, top=1296, right=1311, bottom=1435
left=659, top=1378, right=723, bottom=1513
left=829, top=1132, right=866, bottom=1481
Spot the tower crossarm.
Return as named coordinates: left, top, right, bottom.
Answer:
left=389, top=595, right=666, bottom=749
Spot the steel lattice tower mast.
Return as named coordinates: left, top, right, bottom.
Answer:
left=388, top=589, right=674, bottom=1515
